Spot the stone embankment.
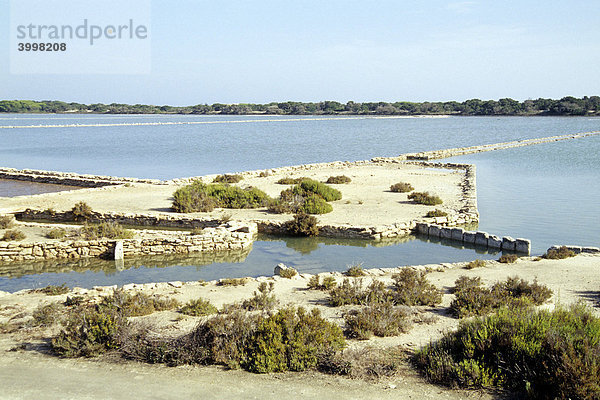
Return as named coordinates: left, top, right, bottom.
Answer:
left=404, top=130, right=600, bottom=160
left=0, top=223, right=257, bottom=263
left=0, top=167, right=164, bottom=188
left=547, top=245, right=600, bottom=254
left=416, top=222, right=531, bottom=254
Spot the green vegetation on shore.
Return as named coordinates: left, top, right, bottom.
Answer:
left=2, top=96, right=600, bottom=116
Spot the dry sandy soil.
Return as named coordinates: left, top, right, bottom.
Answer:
left=1, top=254, right=598, bottom=400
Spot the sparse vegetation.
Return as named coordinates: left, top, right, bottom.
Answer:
left=241, top=282, right=278, bottom=311
left=498, top=253, right=519, bottom=263
left=464, top=259, right=486, bottom=269
left=172, top=181, right=270, bottom=213
left=32, top=302, right=64, bottom=327
left=407, top=191, right=443, bottom=205
left=218, top=277, right=249, bottom=286
left=80, top=222, right=135, bottom=240
left=425, top=209, right=447, bottom=218
left=0, top=215, right=15, bottom=229
left=218, top=212, right=233, bottom=224
left=328, top=279, right=392, bottom=307
left=2, top=229, right=26, bottom=241
left=390, top=182, right=414, bottom=193
left=180, top=298, right=218, bottom=316
left=283, top=213, right=319, bottom=236
left=392, top=269, right=443, bottom=306
left=307, top=275, right=337, bottom=291
left=344, top=302, right=411, bottom=340
left=543, top=246, right=576, bottom=260
left=278, top=267, right=298, bottom=279
left=319, top=346, right=405, bottom=381
left=36, top=283, right=69, bottom=295
left=99, top=289, right=179, bottom=317
left=414, top=304, right=600, bottom=399
left=212, top=174, right=243, bottom=184
left=276, top=177, right=308, bottom=185
left=46, top=228, right=67, bottom=239
left=71, top=201, right=93, bottom=221
left=344, top=264, right=366, bottom=277
left=326, top=175, right=351, bottom=184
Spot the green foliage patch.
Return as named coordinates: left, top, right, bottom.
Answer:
left=180, top=298, right=218, bottom=316
left=172, top=181, right=270, bottom=213
left=80, top=222, right=135, bottom=240
left=543, top=246, right=576, bottom=260
left=407, top=191, right=443, bottom=205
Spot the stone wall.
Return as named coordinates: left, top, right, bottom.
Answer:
left=0, top=223, right=257, bottom=263
left=0, top=167, right=164, bottom=187
left=547, top=245, right=600, bottom=254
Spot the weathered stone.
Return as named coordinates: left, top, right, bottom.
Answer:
left=488, top=235, right=502, bottom=249
left=502, top=236, right=516, bottom=251
left=582, top=247, right=600, bottom=254
left=475, top=231, right=489, bottom=247
left=515, top=238, right=531, bottom=254
left=440, top=227, right=453, bottom=239
left=451, top=228, right=464, bottom=241
left=428, top=225, right=441, bottom=238
left=416, top=223, right=429, bottom=235
left=274, top=263, right=295, bottom=276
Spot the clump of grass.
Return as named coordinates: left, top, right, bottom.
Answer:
left=0, top=215, right=15, bottom=229
left=32, top=302, right=64, bottom=327
left=36, top=283, right=69, bottom=296
left=284, top=213, right=319, bottom=237
left=172, top=181, right=270, bottom=213
left=2, top=229, right=26, bottom=241
left=543, top=246, right=576, bottom=260
left=71, top=201, right=93, bottom=221
left=46, top=228, right=67, bottom=239
left=392, top=269, right=443, bottom=306
left=390, top=182, right=414, bottom=193
left=180, top=298, right=218, bottom=316
left=407, top=191, right=443, bottom=205
left=413, top=304, right=600, bottom=398
left=218, top=277, right=249, bottom=286
left=464, top=259, right=486, bottom=269
left=276, top=177, right=308, bottom=185
left=326, top=175, right=351, bottom=184
left=212, top=174, right=243, bottom=184
left=344, top=302, right=411, bottom=340
left=80, top=222, right=135, bottom=240
left=307, top=275, right=336, bottom=291
left=450, top=275, right=552, bottom=318
left=425, top=209, right=447, bottom=218
left=498, top=253, right=519, bottom=263
left=99, top=289, right=179, bottom=317
left=218, top=212, right=233, bottom=224
left=344, top=264, right=366, bottom=277
left=278, top=267, right=298, bottom=279
left=319, top=347, right=405, bottom=381
left=241, top=282, right=278, bottom=311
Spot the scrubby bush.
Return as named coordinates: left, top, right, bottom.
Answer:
left=36, top=283, right=69, bottom=295
left=392, top=269, right=442, bottom=306
left=172, top=181, right=270, bottom=213
left=407, top=191, right=443, bottom=205
left=425, top=209, right=448, bottom=218
left=284, top=213, right=319, bottom=236
left=276, top=177, right=308, bottom=185
left=329, top=279, right=392, bottom=307
left=344, top=302, right=411, bottom=340
left=212, top=174, right=243, bottom=184
left=307, top=275, right=336, bottom=291
left=2, top=229, right=26, bottom=241
left=99, top=289, right=179, bottom=317
left=543, top=246, right=576, bottom=260
left=71, top=201, right=93, bottom=221
left=46, top=228, right=67, bottom=239
left=344, top=264, right=366, bottom=277
left=326, top=175, right=351, bottom=184
left=218, top=278, right=249, bottom=286
left=464, top=259, right=486, bottom=269
left=241, top=282, right=278, bottom=311
left=32, top=302, right=64, bottom=327
left=414, top=304, right=600, bottom=399
left=319, top=346, right=405, bottom=381
left=0, top=215, right=15, bottom=229
left=269, top=179, right=339, bottom=215
left=498, top=253, right=519, bottom=263
left=450, top=276, right=552, bottom=318
left=278, top=267, right=297, bottom=279
left=180, top=298, right=218, bottom=316
left=299, top=193, right=333, bottom=214
left=298, top=179, right=342, bottom=202
left=390, top=182, right=414, bottom=193
left=80, top=222, right=134, bottom=240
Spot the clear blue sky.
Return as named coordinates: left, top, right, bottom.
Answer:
left=1, top=0, right=599, bottom=105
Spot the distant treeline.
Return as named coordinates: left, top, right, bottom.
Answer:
left=1, top=97, right=600, bottom=116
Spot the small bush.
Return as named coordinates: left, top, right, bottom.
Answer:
left=498, top=253, right=519, bottom=263
left=326, top=175, right=351, bottom=184
left=32, top=302, right=64, bottom=327
left=241, top=282, right=277, bottom=311
left=344, top=302, right=411, bottom=340
left=344, top=264, right=366, bottom=277
left=464, top=259, right=486, bottom=269
left=284, top=213, right=319, bottom=237
left=298, top=179, right=342, bottom=202
left=425, top=209, right=447, bottom=218
left=390, top=182, right=414, bottom=193
left=80, top=222, right=134, bottom=240
left=212, top=174, right=243, bottom=184
left=392, top=269, right=442, bottom=306
left=218, top=278, right=249, bottom=286
left=276, top=177, right=308, bottom=185
left=328, top=279, right=392, bottom=307
left=2, top=229, right=26, bottom=241
left=407, top=191, right=443, bottom=205
left=172, top=181, right=270, bottom=213
left=0, top=215, right=15, bottom=229
left=46, top=228, right=67, bottom=239
left=414, top=304, right=600, bottom=398
left=278, top=268, right=297, bottom=279
left=71, top=201, right=93, bottom=221
left=218, top=212, right=233, bottom=224
left=307, top=275, right=336, bottom=291
left=180, top=298, right=218, bottom=316
left=543, top=246, right=576, bottom=260
left=319, top=347, right=405, bottom=381
left=299, top=193, right=333, bottom=214
left=37, top=283, right=69, bottom=296
left=99, top=289, right=179, bottom=317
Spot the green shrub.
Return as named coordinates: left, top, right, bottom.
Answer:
left=180, top=298, right=218, bottom=316
left=390, top=182, right=414, bottom=193
left=284, top=213, right=319, bottom=236
left=276, top=177, right=308, bottom=185
left=299, top=193, right=333, bottom=214
left=2, top=229, right=26, bottom=241
left=298, top=179, right=342, bottom=202
left=36, top=283, right=69, bottom=296
left=407, top=191, right=443, bottom=205
left=241, top=282, right=278, bottom=311
left=71, top=201, right=93, bottom=221
left=80, top=222, right=134, bottom=240
left=344, top=302, right=411, bottom=340
left=425, top=209, right=448, bottom=218
left=99, top=289, right=179, bottom=317
left=328, top=279, right=392, bottom=307
left=326, top=175, right=351, bottom=184
left=392, top=269, right=442, bottom=306
left=498, top=253, right=519, bottom=263
left=218, top=277, right=249, bottom=286
left=414, top=304, right=600, bottom=399
left=345, top=264, right=366, bottom=277
left=172, top=181, right=270, bottom=213
left=0, top=215, right=15, bottom=229
left=278, top=267, right=298, bottom=279
left=307, top=275, right=336, bottom=291
left=543, top=246, right=576, bottom=260
left=172, top=187, right=217, bottom=213
left=464, top=259, right=486, bottom=269
left=32, top=302, right=64, bottom=327
left=46, top=228, right=67, bottom=239
left=212, top=174, right=243, bottom=183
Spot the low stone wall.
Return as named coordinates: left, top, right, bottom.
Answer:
left=0, top=223, right=257, bottom=263
left=415, top=222, right=531, bottom=254
left=547, top=245, right=600, bottom=254
left=0, top=167, right=164, bottom=187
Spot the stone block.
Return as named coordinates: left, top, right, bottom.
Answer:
left=475, top=231, right=489, bottom=247
left=515, top=238, right=531, bottom=254
left=440, top=227, right=453, bottom=239
left=462, top=231, right=477, bottom=244
left=428, top=225, right=441, bottom=238
left=274, top=263, right=296, bottom=276
left=451, top=228, right=464, bottom=241
left=582, top=247, right=600, bottom=254
left=488, top=235, right=502, bottom=249
left=502, top=236, right=516, bottom=251
left=416, top=223, right=429, bottom=235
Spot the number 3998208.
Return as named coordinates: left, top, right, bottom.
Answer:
left=18, top=43, right=67, bottom=51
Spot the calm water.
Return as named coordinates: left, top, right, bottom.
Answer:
left=1, top=114, right=598, bottom=291
left=0, top=179, right=81, bottom=197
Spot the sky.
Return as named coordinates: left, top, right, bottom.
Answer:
left=1, top=0, right=599, bottom=105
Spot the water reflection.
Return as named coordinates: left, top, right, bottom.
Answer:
left=0, top=179, right=81, bottom=197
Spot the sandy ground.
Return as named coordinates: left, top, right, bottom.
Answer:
left=1, top=254, right=598, bottom=400
left=0, top=163, right=465, bottom=229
